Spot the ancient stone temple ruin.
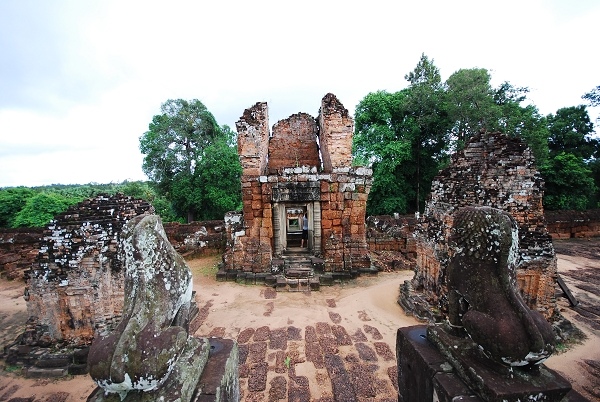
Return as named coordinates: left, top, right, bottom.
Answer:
left=397, top=206, right=572, bottom=401
left=400, top=131, right=558, bottom=320
left=24, top=194, right=154, bottom=345
left=221, top=93, right=373, bottom=287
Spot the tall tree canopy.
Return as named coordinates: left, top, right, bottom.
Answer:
left=583, top=85, right=600, bottom=107
left=353, top=54, right=600, bottom=214
left=546, top=105, right=597, bottom=160
left=445, top=68, right=500, bottom=145
left=354, top=54, right=452, bottom=214
left=139, top=99, right=241, bottom=222
left=541, top=105, right=599, bottom=209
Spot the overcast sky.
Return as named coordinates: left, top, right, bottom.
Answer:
left=1, top=0, right=598, bottom=187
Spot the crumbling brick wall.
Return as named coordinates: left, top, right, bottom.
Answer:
left=545, top=209, right=600, bottom=238
left=163, top=220, right=226, bottom=256
left=0, top=227, right=43, bottom=280
left=318, top=93, right=354, bottom=173
left=25, top=194, right=153, bottom=344
left=401, top=132, right=558, bottom=319
left=366, top=215, right=417, bottom=271
left=268, top=113, right=320, bottom=173
left=225, top=94, right=372, bottom=275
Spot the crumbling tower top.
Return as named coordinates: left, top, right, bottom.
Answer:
left=318, top=93, right=353, bottom=172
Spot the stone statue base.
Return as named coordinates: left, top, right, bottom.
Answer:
left=87, top=338, right=238, bottom=402
left=397, top=325, right=584, bottom=402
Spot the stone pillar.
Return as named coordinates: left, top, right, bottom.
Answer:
left=312, top=201, right=322, bottom=255
left=318, top=93, right=354, bottom=173
left=236, top=102, right=269, bottom=176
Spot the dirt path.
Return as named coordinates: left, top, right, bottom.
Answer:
left=0, top=240, right=598, bottom=401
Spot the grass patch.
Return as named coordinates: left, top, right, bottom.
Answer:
left=186, top=253, right=221, bottom=278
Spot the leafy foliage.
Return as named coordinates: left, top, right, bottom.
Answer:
left=12, top=192, right=81, bottom=227
left=139, top=99, right=241, bottom=222
left=354, top=54, right=599, bottom=214
left=546, top=106, right=597, bottom=160
left=354, top=56, right=453, bottom=214
left=0, top=181, right=182, bottom=228
left=582, top=85, right=600, bottom=107
left=541, top=153, right=597, bottom=210
left=0, top=187, right=36, bottom=227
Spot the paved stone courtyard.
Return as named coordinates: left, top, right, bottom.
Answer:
left=203, top=294, right=399, bottom=401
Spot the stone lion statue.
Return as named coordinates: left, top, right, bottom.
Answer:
left=447, top=206, right=555, bottom=367
left=88, top=214, right=195, bottom=399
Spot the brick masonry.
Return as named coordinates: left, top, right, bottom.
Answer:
left=225, top=93, right=373, bottom=275
left=24, top=194, right=154, bottom=344
left=400, top=131, right=559, bottom=320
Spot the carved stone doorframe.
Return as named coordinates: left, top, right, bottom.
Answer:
left=272, top=201, right=321, bottom=256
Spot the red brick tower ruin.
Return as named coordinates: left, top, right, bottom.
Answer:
left=400, top=132, right=558, bottom=320
left=222, top=94, right=373, bottom=286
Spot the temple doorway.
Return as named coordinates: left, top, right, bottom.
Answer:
left=285, top=206, right=306, bottom=249
left=273, top=201, right=321, bottom=256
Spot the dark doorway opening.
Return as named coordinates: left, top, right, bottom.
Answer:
left=285, top=206, right=306, bottom=248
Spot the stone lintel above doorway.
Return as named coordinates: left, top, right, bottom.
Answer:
left=272, top=182, right=320, bottom=202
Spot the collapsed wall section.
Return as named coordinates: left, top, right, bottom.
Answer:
left=268, top=113, right=320, bottom=173
left=25, top=194, right=154, bottom=344
left=237, top=102, right=270, bottom=176
left=318, top=93, right=354, bottom=173
left=401, top=132, right=557, bottom=319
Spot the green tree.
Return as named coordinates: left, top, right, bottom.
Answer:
left=541, top=152, right=597, bottom=210
left=354, top=90, right=413, bottom=214
left=546, top=106, right=597, bottom=160
left=0, top=187, right=36, bottom=227
left=445, top=68, right=501, bottom=146
left=403, top=54, right=452, bottom=211
left=139, top=99, right=241, bottom=222
left=583, top=85, right=600, bottom=107
left=492, top=82, right=550, bottom=166
left=354, top=55, right=452, bottom=214
left=12, top=192, right=80, bottom=227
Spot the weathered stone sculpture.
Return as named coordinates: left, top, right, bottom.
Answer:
left=87, top=214, right=208, bottom=401
left=446, top=206, right=555, bottom=366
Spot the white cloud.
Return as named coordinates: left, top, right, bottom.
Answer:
left=0, top=0, right=599, bottom=187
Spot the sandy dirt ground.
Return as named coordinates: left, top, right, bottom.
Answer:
left=0, top=239, right=598, bottom=401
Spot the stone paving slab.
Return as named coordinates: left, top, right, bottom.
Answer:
left=234, top=305, right=398, bottom=401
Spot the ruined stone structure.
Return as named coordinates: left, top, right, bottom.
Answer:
left=545, top=208, right=600, bottom=239
left=0, top=227, right=42, bottom=280
left=400, top=132, right=558, bottom=320
left=87, top=215, right=239, bottom=402
left=366, top=215, right=416, bottom=272
left=163, top=220, right=227, bottom=256
left=25, top=194, right=154, bottom=345
left=222, top=94, right=373, bottom=284
left=397, top=205, right=572, bottom=402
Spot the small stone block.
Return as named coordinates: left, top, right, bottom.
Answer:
left=319, top=274, right=333, bottom=286
left=254, top=273, right=267, bottom=284
left=245, top=273, right=256, bottom=285
left=265, top=275, right=277, bottom=286
left=35, top=354, right=70, bottom=368
left=26, top=367, right=68, bottom=378
left=216, top=270, right=227, bottom=282
left=235, top=273, right=247, bottom=284
left=195, top=338, right=239, bottom=402
left=433, top=372, right=482, bottom=402
left=68, top=363, right=89, bottom=375
left=396, top=325, right=450, bottom=402
left=427, top=326, right=572, bottom=402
